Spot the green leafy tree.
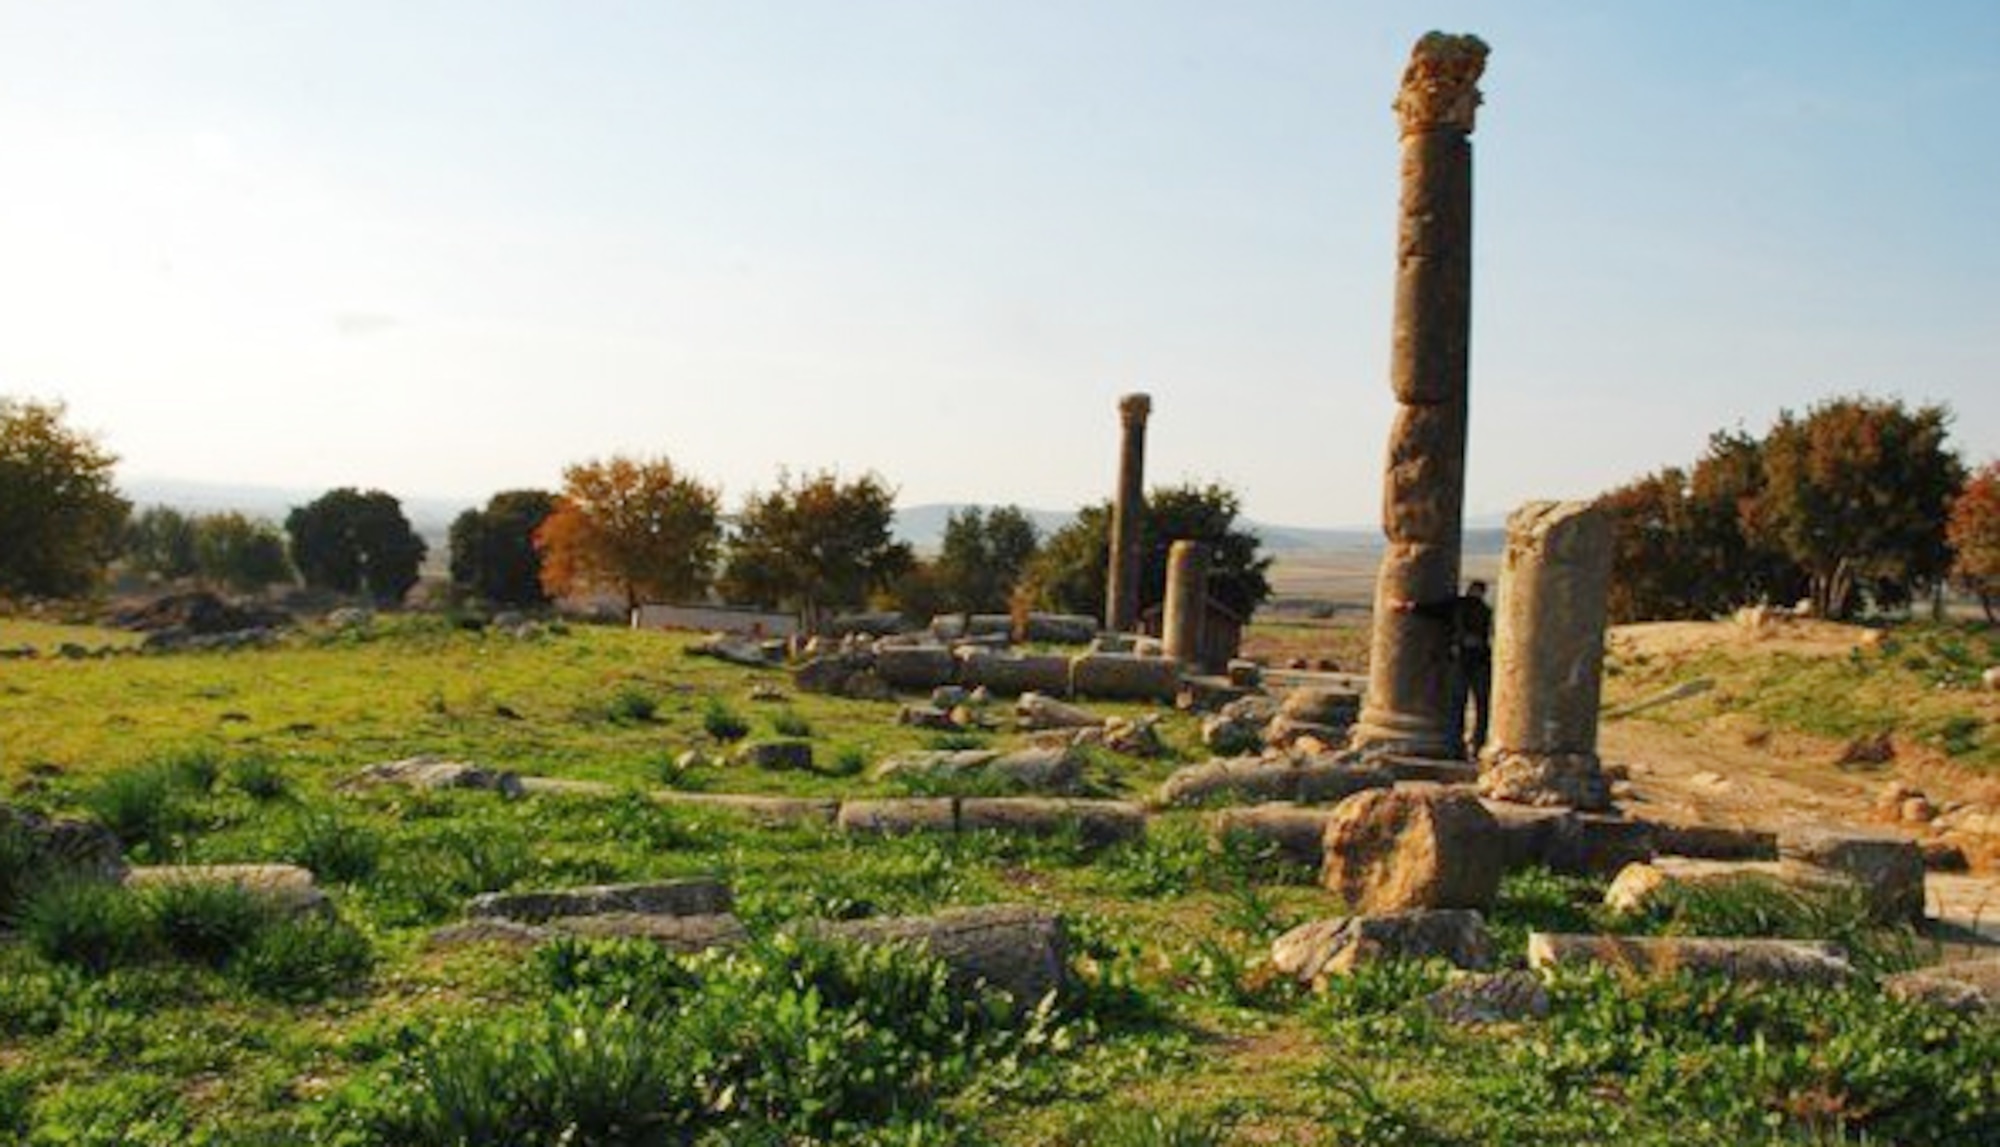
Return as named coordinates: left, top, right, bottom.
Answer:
left=1601, top=467, right=1708, bottom=623
left=534, top=458, right=719, bottom=611
left=284, top=488, right=428, bottom=604
left=1948, top=461, right=2000, bottom=622
left=191, top=512, right=293, bottom=594
left=450, top=489, right=558, bottom=608
left=720, top=470, right=913, bottom=630
left=931, top=505, right=1041, bottom=614
left=123, top=505, right=199, bottom=581
left=1752, top=396, right=1963, bottom=618
left=0, top=397, right=130, bottom=599
left=1022, top=482, right=1272, bottom=622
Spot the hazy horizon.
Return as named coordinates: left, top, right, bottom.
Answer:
left=5, top=2, right=1996, bottom=528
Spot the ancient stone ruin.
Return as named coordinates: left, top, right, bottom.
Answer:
left=1350, top=32, right=1487, bottom=762
left=1104, top=392, right=1151, bottom=633
left=1476, top=500, right=1616, bottom=810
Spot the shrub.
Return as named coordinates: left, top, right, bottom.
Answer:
left=159, top=746, right=224, bottom=794
left=0, top=816, right=49, bottom=922
left=605, top=684, right=659, bottom=724
left=82, top=763, right=198, bottom=858
left=229, top=756, right=290, bottom=802
left=18, top=878, right=154, bottom=973
left=701, top=698, right=749, bottom=742
left=818, top=744, right=868, bottom=779
left=366, top=934, right=1056, bottom=1143
left=142, top=880, right=270, bottom=969
left=284, top=810, right=382, bottom=884
left=769, top=709, right=812, bottom=738
left=232, top=915, right=374, bottom=1001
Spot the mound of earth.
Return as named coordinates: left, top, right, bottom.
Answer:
left=110, top=591, right=291, bottom=635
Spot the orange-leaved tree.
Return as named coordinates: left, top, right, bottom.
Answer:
left=1948, top=461, right=2000, bottom=622
left=534, top=455, right=721, bottom=611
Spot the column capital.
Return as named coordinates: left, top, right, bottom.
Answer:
left=1393, top=32, right=1488, bottom=137
left=1117, top=392, right=1153, bottom=427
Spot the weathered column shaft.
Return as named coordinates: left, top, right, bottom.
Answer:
left=1478, top=500, right=1614, bottom=810
left=1105, top=393, right=1151, bottom=631
left=1352, top=33, right=1488, bottom=760
left=1162, top=539, right=1209, bottom=666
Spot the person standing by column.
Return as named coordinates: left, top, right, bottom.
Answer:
left=1391, top=580, right=1493, bottom=758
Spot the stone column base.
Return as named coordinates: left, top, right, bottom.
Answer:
left=1476, top=749, right=1611, bottom=812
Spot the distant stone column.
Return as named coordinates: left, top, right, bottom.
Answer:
left=1162, top=540, right=1209, bottom=667
left=1105, top=393, right=1152, bottom=631
left=1478, top=501, right=1614, bottom=811
left=1351, top=32, right=1489, bottom=760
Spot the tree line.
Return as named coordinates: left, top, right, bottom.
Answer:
left=1600, top=394, right=1997, bottom=623
left=0, top=396, right=1274, bottom=626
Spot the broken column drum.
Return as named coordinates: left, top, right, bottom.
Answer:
left=1351, top=33, right=1488, bottom=760
left=1162, top=539, right=1209, bottom=667
left=1104, top=393, right=1152, bottom=633
left=1477, top=501, right=1615, bottom=810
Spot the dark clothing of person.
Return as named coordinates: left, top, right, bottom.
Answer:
left=1412, top=592, right=1494, bottom=757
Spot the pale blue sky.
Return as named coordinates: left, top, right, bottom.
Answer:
left=2, top=1, right=1994, bottom=527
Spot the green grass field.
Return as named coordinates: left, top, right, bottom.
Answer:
left=2, top=614, right=1997, bottom=1144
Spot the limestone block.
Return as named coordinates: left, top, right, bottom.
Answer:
left=468, top=878, right=732, bottom=924
left=651, top=792, right=839, bottom=825
left=1208, top=804, right=1337, bottom=867
left=1424, top=970, right=1550, bottom=1026
left=1278, top=687, right=1362, bottom=728
left=124, top=864, right=327, bottom=917
left=836, top=798, right=958, bottom=836
left=873, top=748, right=1083, bottom=795
left=1884, top=958, right=2000, bottom=1014
left=354, top=755, right=524, bottom=798
left=799, top=905, right=1067, bottom=1007
left=1526, top=932, right=1856, bottom=986
left=956, top=649, right=1073, bottom=696
left=1156, top=755, right=1392, bottom=809
left=1779, top=824, right=1925, bottom=923
left=1321, top=788, right=1503, bottom=912
left=1069, top=653, right=1180, bottom=702
left=1271, top=910, right=1493, bottom=984
left=957, top=798, right=1146, bottom=847
left=1016, top=692, right=1104, bottom=730
left=874, top=644, right=958, bottom=690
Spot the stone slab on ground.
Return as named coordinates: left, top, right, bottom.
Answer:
left=1927, top=873, right=2000, bottom=943
left=1883, top=958, right=2000, bottom=1014
left=1209, top=804, right=1337, bottom=867
left=1603, top=857, right=1806, bottom=916
left=873, top=747, right=1083, bottom=795
left=958, top=798, right=1146, bottom=846
left=874, top=644, right=959, bottom=690
left=1779, top=824, right=1925, bottom=923
left=1424, top=970, right=1551, bottom=1025
left=427, top=913, right=747, bottom=954
left=123, top=864, right=328, bottom=917
left=1370, top=755, right=1481, bottom=785
left=1271, top=910, right=1493, bottom=984
left=468, top=878, right=732, bottom=924
left=651, top=792, right=841, bottom=825
left=1157, top=754, right=1392, bottom=808
left=796, top=904, right=1067, bottom=1007
left=1069, top=652, right=1181, bottom=702
left=1526, top=932, right=1857, bottom=985
left=837, top=798, right=959, bottom=836
left=1643, top=817, right=1778, bottom=861
left=353, top=755, right=524, bottom=798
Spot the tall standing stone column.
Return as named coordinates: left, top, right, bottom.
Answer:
left=1351, top=33, right=1489, bottom=760
left=1162, top=539, right=1209, bottom=667
left=1478, top=501, right=1615, bottom=810
left=1105, top=393, right=1152, bottom=632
